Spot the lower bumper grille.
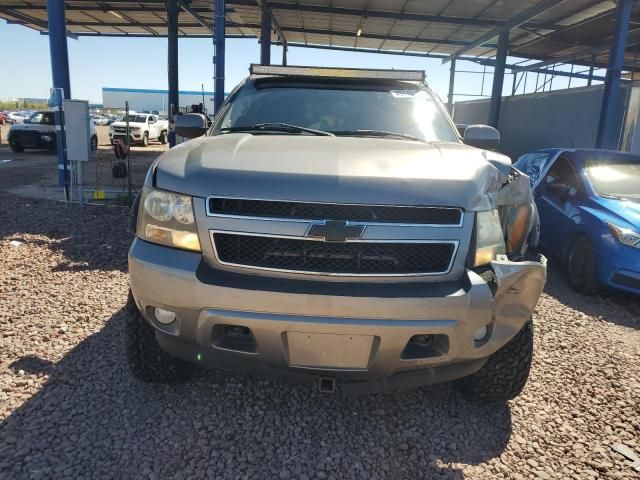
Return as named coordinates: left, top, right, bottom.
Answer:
left=213, top=233, right=456, bottom=275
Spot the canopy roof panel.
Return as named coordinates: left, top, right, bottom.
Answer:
left=1, top=0, right=639, bottom=69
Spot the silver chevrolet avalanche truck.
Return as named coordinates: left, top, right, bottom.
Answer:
left=126, top=65, right=547, bottom=400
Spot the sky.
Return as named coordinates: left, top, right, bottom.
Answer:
left=0, top=19, right=598, bottom=105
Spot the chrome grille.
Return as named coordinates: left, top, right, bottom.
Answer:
left=213, top=233, right=457, bottom=276
left=208, top=197, right=462, bottom=226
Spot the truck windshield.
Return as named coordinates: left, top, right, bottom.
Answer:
left=216, top=82, right=459, bottom=142
left=122, top=115, right=148, bottom=123
left=27, top=112, right=55, bottom=125
left=585, top=159, right=640, bottom=199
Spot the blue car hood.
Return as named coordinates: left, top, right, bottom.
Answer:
left=593, top=196, right=640, bottom=230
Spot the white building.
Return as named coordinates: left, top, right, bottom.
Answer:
left=102, top=87, right=218, bottom=114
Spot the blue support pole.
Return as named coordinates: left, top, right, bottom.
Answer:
left=47, top=0, right=71, bottom=99
left=596, top=0, right=633, bottom=149
left=488, top=30, right=509, bottom=128
left=167, top=0, right=179, bottom=147
left=260, top=6, right=271, bottom=65
left=214, top=0, right=226, bottom=112
left=47, top=0, right=71, bottom=188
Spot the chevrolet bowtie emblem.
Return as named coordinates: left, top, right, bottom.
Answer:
left=308, top=220, right=365, bottom=243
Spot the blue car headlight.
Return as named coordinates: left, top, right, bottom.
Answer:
left=606, top=222, right=640, bottom=249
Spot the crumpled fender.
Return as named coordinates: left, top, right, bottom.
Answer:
left=490, top=254, right=547, bottom=343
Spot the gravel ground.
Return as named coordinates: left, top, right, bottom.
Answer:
left=1, top=196, right=639, bottom=479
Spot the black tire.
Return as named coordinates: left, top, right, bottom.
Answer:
left=159, top=130, right=168, bottom=144
left=453, top=321, right=533, bottom=402
left=566, top=236, right=600, bottom=294
left=91, top=135, right=98, bottom=151
left=141, top=133, right=149, bottom=147
left=10, top=143, right=24, bottom=153
left=124, top=291, right=196, bottom=383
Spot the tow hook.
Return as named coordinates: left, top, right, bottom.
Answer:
left=318, top=377, right=336, bottom=393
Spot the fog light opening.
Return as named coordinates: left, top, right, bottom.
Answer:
left=154, top=307, right=177, bottom=325
left=211, top=324, right=258, bottom=354
left=413, top=334, right=433, bottom=348
left=473, top=325, right=489, bottom=342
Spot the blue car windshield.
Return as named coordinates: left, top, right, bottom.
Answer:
left=585, top=160, right=640, bottom=198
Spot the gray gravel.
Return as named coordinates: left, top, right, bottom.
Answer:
left=1, top=196, right=639, bottom=479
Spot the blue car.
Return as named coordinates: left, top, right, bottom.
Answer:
left=514, top=148, right=640, bottom=295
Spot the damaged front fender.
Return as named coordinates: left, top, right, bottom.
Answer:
left=489, top=253, right=547, bottom=344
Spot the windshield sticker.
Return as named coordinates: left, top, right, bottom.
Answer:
left=390, top=89, right=420, bottom=97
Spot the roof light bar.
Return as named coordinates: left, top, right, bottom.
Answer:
left=250, top=64, right=425, bottom=81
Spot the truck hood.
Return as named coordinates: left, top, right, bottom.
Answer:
left=10, top=123, right=55, bottom=133
left=154, top=134, right=527, bottom=211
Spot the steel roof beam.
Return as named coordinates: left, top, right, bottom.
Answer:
left=0, top=1, right=563, bottom=30
left=46, top=20, right=497, bottom=47
left=284, top=42, right=610, bottom=81
left=226, top=0, right=562, bottom=30
left=179, top=0, right=212, bottom=31
left=511, top=34, right=640, bottom=72
left=256, top=0, right=287, bottom=48
left=47, top=32, right=248, bottom=38
left=0, top=6, right=78, bottom=38
left=445, top=0, right=570, bottom=62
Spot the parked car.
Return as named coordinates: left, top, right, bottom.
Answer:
left=6, top=111, right=27, bottom=124
left=93, top=115, right=110, bottom=126
left=7, top=110, right=98, bottom=153
left=109, top=114, right=168, bottom=146
left=514, top=148, right=640, bottom=295
left=125, top=65, right=547, bottom=400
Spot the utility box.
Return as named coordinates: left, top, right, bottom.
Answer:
left=64, top=99, right=90, bottom=162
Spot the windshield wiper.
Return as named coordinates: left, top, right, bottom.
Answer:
left=331, top=129, right=425, bottom=142
left=220, top=123, right=334, bottom=136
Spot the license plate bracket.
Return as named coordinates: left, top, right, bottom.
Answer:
left=287, top=331, right=374, bottom=370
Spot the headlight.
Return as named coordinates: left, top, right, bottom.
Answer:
left=473, top=209, right=506, bottom=267
left=606, top=222, right=640, bottom=248
left=137, top=186, right=201, bottom=252
left=499, top=203, right=534, bottom=255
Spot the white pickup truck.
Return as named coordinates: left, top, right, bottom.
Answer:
left=109, top=114, right=168, bottom=147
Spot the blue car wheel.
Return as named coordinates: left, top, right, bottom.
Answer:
left=567, top=236, right=600, bottom=294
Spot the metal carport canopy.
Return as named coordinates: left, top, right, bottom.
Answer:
left=1, top=0, right=640, bottom=70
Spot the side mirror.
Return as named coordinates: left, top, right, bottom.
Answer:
left=175, top=113, right=207, bottom=138
left=463, top=124, right=500, bottom=150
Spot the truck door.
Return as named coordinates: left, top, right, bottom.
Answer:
left=148, top=115, right=158, bottom=138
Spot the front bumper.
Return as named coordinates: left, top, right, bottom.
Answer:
left=129, top=239, right=546, bottom=392
left=109, top=131, right=144, bottom=143
left=596, top=236, right=640, bottom=294
left=8, top=131, right=55, bottom=150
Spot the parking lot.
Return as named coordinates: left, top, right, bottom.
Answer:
left=0, top=192, right=638, bottom=479
left=0, top=124, right=164, bottom=200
